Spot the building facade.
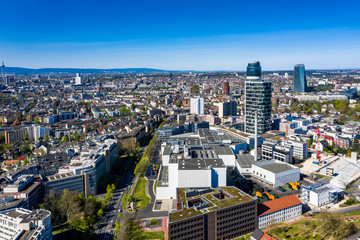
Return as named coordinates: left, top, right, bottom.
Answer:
left=301, top=182, right=344, bottom=207
left=245, top=61, right=272, bottom=134
left=0, top=208, right=52, bottom=240
left=252, top=160, right=300, bottom=188
left=223, top=81, right=230, bottom=95
left=293, top=64, right=307, bottom=92
left=190, top=97, right=204, bottom=115
left=219, top=101, right=237, bottom=118
left=168, top=187, right=257, bottom=240
left=257, top=195, right=302, bottom=229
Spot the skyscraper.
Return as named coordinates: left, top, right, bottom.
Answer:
left=190, top=97, right=204, bottom=115
left=293, top=64, right=307, bottom=92
left=245, top=61, right=272, bottom=134
left=75, top=73, right=82, bottom=85
left=223, top=81, right=230, bottom=95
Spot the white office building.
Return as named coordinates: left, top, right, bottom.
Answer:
left=301, top=182, right=344, bottom=207
left=258, top=195, right=302, bottom=229
left=75, top=73, right=82, bottom=85
left=190, top=97, right=204, bottom=115
left=0, top=208, right=52, bottom=240
left=252, top=160, right=300, bottom=188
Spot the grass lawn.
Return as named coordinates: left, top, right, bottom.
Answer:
left=268, top=220, right=322, bottom=240
left=141, top=231, right=165, bottom=240
left=133, top=177, right=150, bottom=209
left=314, top=173, right=328, bottom=178
left=154, top=180, right=157, bottom=194
left=342, top=211, right=360, bottom=216
left=53, top=222, right=93, bottom=240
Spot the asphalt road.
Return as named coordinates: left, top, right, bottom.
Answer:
left=94, top=146, right=147, bottom=240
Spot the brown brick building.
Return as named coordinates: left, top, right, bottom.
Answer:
left=168, top=186, right=257, bottom=240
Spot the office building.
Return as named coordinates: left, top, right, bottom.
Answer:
left=0, top=175, right=42, bottom=209
left=75, top=73, right=82, bottom=85
left=293, top=64, right=307, bottom=92
left=223, top=81, right=230, bottom=95
left=0, top=208, right=52, bottom=240
left=265, top=136, right=308, bottom=161
left=44, top=135, right=119, bottom=197
left=168, top=186, right=257, bottom=240
left=301, top=182, right=344, bottom=207
left=245, top=61, right=272, bottom=134
left=219, top=101, right=237, bottom=118
left=257, top=195, right=302, bottom=229
left=262, top=143, right=293, bottom=164
left=190, top=97, right=204, bottom=115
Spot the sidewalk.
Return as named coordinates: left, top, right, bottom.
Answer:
left=140, top=216, right=168, bottom=240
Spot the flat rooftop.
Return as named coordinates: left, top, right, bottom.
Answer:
left=258, top=163, right=295, bottom=173
left=178, top=158, right=225, bottom=170
left=236, top=154, right=255, bottom=168
left=169, top=186, right=255, bottom=223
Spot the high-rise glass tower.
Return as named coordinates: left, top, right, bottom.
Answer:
left=245, top=61, right=272, bottom=134
left=293, top=64, right=307, bottom=92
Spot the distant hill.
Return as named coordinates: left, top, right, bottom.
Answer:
left=4, top=67, right=176, bottom=74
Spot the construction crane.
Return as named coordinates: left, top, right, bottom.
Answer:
left=314, top=127, right=346, bottom=164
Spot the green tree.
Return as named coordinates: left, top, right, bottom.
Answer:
left=58, top=189, right=81, bottom=222
left=20, top=144, right=30, bottom=154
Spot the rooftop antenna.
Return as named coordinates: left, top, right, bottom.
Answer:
left=1, top=62, right=4, bottom=85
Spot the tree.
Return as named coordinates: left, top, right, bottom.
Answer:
left=190, top=84, right=200, bottom=93
left=62, top=135, right=69, bottom=143
left=44, top=134, right=49, bottom=143
left=58, top=189, right=81, bottom=222
left=20, top=144, right=30, bottom=154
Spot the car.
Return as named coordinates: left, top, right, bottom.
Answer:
left=357, top=236, right=360, bottom=240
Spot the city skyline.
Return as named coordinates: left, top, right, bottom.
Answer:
left=1, top=0, right=360, bottom=70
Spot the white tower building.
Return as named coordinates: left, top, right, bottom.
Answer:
left=190, top=97, right=204, bottom=115
left=75, top=73, right=82, bottom=85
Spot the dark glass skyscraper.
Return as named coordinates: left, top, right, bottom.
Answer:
left=293, top=64, right=307, bottom=92
left=245, top=61, right=272, bottom=134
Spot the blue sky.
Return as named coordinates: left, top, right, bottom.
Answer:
left=1, top=0, right=360, bottom=70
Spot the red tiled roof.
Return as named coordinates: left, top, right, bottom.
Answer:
left=261, top=233, right=277, bottom=240
left=258, top=194, right=302, bottom=216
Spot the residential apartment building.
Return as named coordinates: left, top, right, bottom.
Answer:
left=4, top=129, right=27, bottom=144
left=219, top=101, right=237, bottom=118
left=190, top=97, right=204, bottom=115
